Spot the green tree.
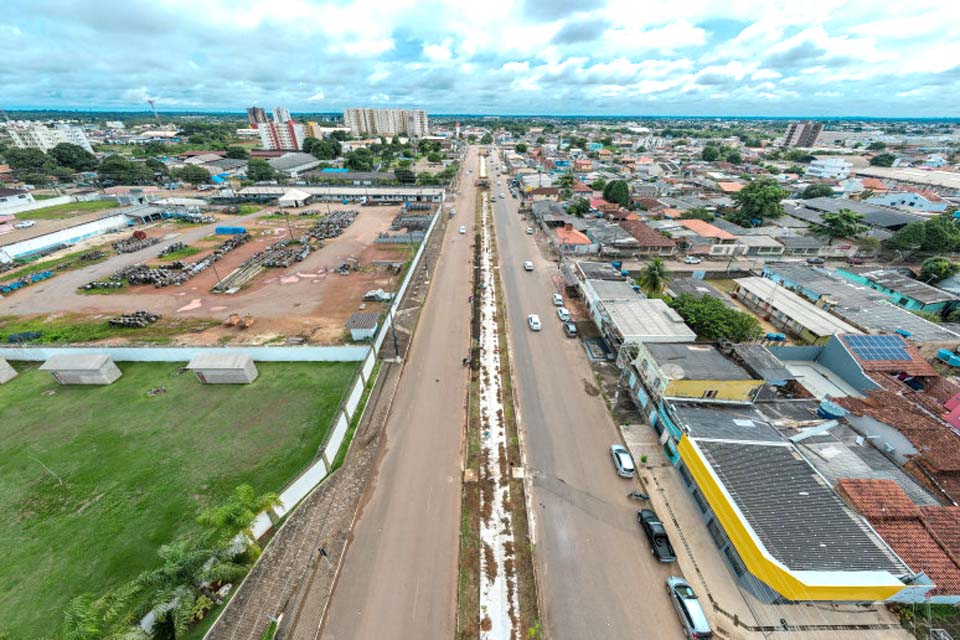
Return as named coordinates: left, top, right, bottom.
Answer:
left=535, top=136, right=545, bottom=144
left=97, top=156, right=154, bottom=184
left=394, top=168, right=416, bottom=184
left=479, top=133, right=493, bottom=145
left=225, top=146, right=248, bottom=160
left=886, top=221, right=926, bottom=251
left=922, top=215, right=960, bottom=253
left=728, top=177, right=788, bottom=226
left=344, top=148, right=374, bottom=171
left=567, top=197, right=590, bottom=217
left=701, top=146, right=720, bottom=162
left=61, top=583, right=145, bottom=640
left=638, top=257, right=669, bottom=294
left=725, top=150, right=743, bottom=164
left=557, top=173, right=575, bottom=189
left=5, top=147, right=55, bottom=171
left=802, top=183, right=835, bottom=199
left=811, top=208, right=868, bottom=244
left=515, top=142, right=528, bottom=153
left=602, top=180, right=630, bottom=207
left=589, top=179, right=606, bottom=191
left=668, top=294, right=762, bottom=342
left=870, top=153, right=896, bottom=167
left=866, top=141, right=886, bottom=151
left=50, top=142, right=99, bottom=171
left=919, top=256, right=959, bottom=284
left=467, top=134, right=477, bottom=143
left=427, top=151, right=442, bottom=163
left=680, top=207, right=714, bottom=222
left=174, top=165, right=211, bottom=186
left=197, top=484, right=281, bottom=546
left=246, top=158, right=277, bottom=182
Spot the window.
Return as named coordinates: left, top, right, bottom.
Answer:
left=706, top=518, right=725, bottom=547
left=701, top=389, right=718, bottom=399
left=724, top=546, right=748, bottom=577
left=692, top=488, right=709, bottom=514
left=677, top=464, right=694, bottom=487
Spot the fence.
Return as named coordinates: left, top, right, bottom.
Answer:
left=0, top=344, right=369, bottom=362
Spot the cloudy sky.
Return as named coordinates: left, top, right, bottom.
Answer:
left=3, top=0, right=959, bottom=116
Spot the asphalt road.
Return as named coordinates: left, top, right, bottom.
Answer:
left=319, top=148, right=477, bottom=640
left=488, top=163, right=685, bottom=638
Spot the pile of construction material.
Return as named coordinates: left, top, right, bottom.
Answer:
left=113, top=231, right=160, bottom=254
left=213, top=239, right=304, bottom=292
left=81, top=280, right=123, bottom=290
left=167, top=211, right=215, bottom=224
left=263, top=241, right=312, bottom=268
left=157, top=242, right=187, bottom=258
left=405, top=203, right=432, bottom=211
left=303, top=210, right=357, bottom=241
left=109, top=311, right=160, bottom=328
left=375, top=231, right=425, bottom=244
left=391, top=212, right=433, bottom=231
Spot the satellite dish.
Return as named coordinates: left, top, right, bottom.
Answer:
left=661, top=363, right=685, bottom=380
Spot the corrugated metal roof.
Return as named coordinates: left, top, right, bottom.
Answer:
left=39, top=353, right=112, bottom=370
left=186, top=352, right=254, bottom=370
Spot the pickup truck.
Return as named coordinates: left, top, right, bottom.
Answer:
left=638, top=509, right=677, bottom=562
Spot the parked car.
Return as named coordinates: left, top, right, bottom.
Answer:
left=527, top=314, right=542, bottom=331
left=526, top=227, right=534, bottom=234
left=458, top=225, right=466, bottom=234
left=846, top=256, right=865, bottom=265
left=556, top=307, right=571, bottom=322
left=523, top=260, right=534, bottom=271
left=610, top=444, right=636, bottom=478
left=13, top=220, right=36, bottom=229
left=666, top=577, right=713, bottom=639
left=552, top=293, right=563, bottom=306
left=563, top=321, right=578, bottom=338
left=806, top=256, right=825, bottom=265
left=638, top=509, right=677, bottom=562
left=683, top=256, right=702, bottom=264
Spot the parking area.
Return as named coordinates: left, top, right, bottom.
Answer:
left=0, top=204, right=421, bottom=345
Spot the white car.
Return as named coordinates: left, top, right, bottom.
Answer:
left=13, top=220, right=36, bottom=229
left=683, top=256, right=703, bottom=264
left=458, top=225, right=466, bottom=234
left=527, top=314, right=542, bottom=331
left=552, top=293, right=563, bottom=306
left=556, top=307, right=571, bottom=322
left=610, top=444, right=636, bottom=478
left=499, top=193, right=506, bottom=199
left=526, top=227, right=534, bottom=235
left=522, top=260, right=534, bottom=271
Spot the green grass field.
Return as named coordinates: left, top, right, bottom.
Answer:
left=0, top=314, right=218, bottom=344
left=17, top=199, right=119, bottom=220
left=0, top=360, right=357, bottom=638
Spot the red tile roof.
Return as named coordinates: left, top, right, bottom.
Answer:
left=717, top=181, right=745, bottom=193
left=573, top=182, right=592, bottom=192
left=838, top=334, right=937, bottom=377
left=860, top=178, right=888, bottom=191
left=556, top=226, right=592, bottom=245
left=530, top=187, right=559, bottom=195
left=676, top=218, right=737, bottom=240
left=838, top=479, right=960, bottom=595
left=619, top=220, right=676, bottom=248
left=836, top=479, right=921, bottom=520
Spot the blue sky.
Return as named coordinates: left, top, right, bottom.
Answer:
left=2, top=0, right=959, bottom=116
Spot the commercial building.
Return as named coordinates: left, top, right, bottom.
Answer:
left=39, top=354, right=122, bottom=385
left=632, top=342, right=761, bottom=405
left=258, top=107, right=306, bottom=151
left=596, top=299, right=695, bottom=351
left=186, top=353, right=259, bottom=384
left=238, top=185, right=444, bottom=204
left=805, top=158, right=853, bottom=180
left=266, top=152, right=322, bottom=178
left=781, top=121, right=824, bottom=148
left=343, top=108, right=429, bottom=137
left=7, top=123, right=94, bottom=154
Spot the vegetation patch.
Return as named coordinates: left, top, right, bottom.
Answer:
left=0, top=313, right=217, bottom=344
left=158, top=245, right=203, bottom=261
left=16, top=199, right=119, bottom=220
left=0, top=360, right=357, bottom=639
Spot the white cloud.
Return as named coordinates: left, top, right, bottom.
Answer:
left=423, top=39, right=453, bottom=62
left=307, top=91, right=325, bottom=101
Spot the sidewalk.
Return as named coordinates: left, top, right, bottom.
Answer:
left=620, top=422, right=910, bottom=640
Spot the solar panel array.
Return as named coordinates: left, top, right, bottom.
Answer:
left=844, top=334, right=911, bottom=361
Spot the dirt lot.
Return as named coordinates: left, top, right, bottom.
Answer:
left=0, top=205, right=415, bottom=345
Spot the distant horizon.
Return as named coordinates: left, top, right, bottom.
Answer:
left=4, top=107, right=960, bottom=123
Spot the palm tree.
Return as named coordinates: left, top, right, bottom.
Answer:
left=638, top=257, right=669, bottom=294
left=61, top=584, right=146, bottom=640
left=197, top=484, right=282, bottom=550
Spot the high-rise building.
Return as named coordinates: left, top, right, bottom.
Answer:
left=247, top=106, right=268, bottom=127
left=258, top=107, right=305, bottom=151
left=343, top=108, right=429, bottom=137
left=781, top=121, right=823, bottom=148
left=7, top=123, right=94, bottom=154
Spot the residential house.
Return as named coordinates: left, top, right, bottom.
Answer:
left=733, top=277, right=862, bottom=344
left=619, top=219, right=676, bottom=256
left=675, top=219, right=740, bottom=257
left=584, top=223, right=639, bottom=257
left=867, top=191, right=948, bottom=213
left=806, top=158, right=853, bottom=180
left=0, top=187, right=35, bottom=215
left=836, top=268, right=959, bottom=314
left=597, top=300, right=695, bottom=353
left=555, top=223, right=596, bottom=255
left=631, top=342, right=762, bottom=405
left=530, top=186, right=561, bottom=202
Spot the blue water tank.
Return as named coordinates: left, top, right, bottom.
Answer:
left=938, top=349, right=955, bottom=362
left=895, top=328, right=912, bottom=337
left=818, top=399, right=847, bottom=419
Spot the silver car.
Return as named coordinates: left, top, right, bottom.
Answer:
left=666, top=577, right=713, bottom=639
left=610, top=444, right=635, bottom=478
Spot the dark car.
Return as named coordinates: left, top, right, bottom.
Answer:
left=806, top=257, right=825, bottom=265
left=846, top=256, right=865, bottom=265
left=638, top=509, right=677, bottom=562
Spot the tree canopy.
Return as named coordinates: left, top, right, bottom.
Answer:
left=602, top=180, right=630, bottom=207
left=870, top=153, right=897, bottom=167
left=567, top=197, right=590, bottom=217
left=680, top=207, right=715, bottom=222
left=246, top=158, right=277, bottom=182
left=727, top=177, right=788, bottom=226
left=810, top=208, right=868, bottom=244
left=919, top=256, right=959, bottom=284
left=514, top=142, right=528, bottom=153
left=886, top=215, right=960, bottom=254
left=638, top=257, right=669, bottom=294
left=174, top=165, right=212, bottom=186
left=97, top=155, right=154, bottom=184
left=225, top=145, right=249, bottom=160
left=49, top=143, right=98, bottom=172
left=667, top=294, right=763, bottom=342
left=701, top=146, right=720, bottom=162
left=802, top=183, right=834, bottom=199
